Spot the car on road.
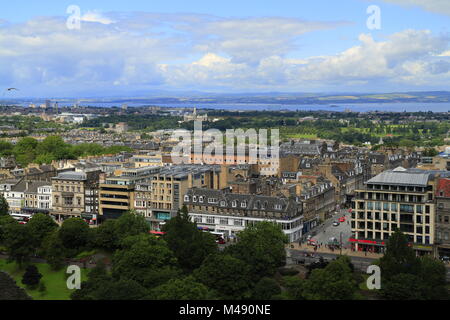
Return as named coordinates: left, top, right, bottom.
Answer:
left=332, top=221, right=340, bottom=226
left=339, top=216, right=346, bottom=223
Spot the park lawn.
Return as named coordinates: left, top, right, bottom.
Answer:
left=0, top=258, right=88, bottom=300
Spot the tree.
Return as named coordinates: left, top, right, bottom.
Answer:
left=379, top=230, right=421, bottom=280
left=251, top=277, right=281, bottom=300
left=422, top=148, right=438, bottom=157
left=58, top=218, right=90, bottom=253
left=41, top=230, right=67, bottom=270
left=193, top=253, right=252, bottom=300
left=381, top=273, right=423, bottom=300
left=36, top=136, right=75, bottom=161
left=417, top=255, right=448, bottom=300
left=26, top=213, right=58, bottom=249
left=13, top=137, right=38, bottom=166
left=21, top=265, right=42, bottom=289
left=71, top=262, right=111, bottom=300
left=0, top=272, right=31, bottom=300
left=94, top=219, right=119, bottom=251
left=149, top=276, right=215, bottom=300
left=381, top=255, right=449, bottom=300
left=93, top=278, right=148, bottom=300
left=0, top=141, right=14, bottom=157
left=282, top=276, right=305, bottom=300
left=112, top=234, right=180, bottom=289
left=0, top=214, right=16, bottom=244
left=3, top=223, right=35, bottom=266
left=114, top=212, right=150, bottom=246
left=71, top=262, right=149, bottom=300
left=226, top=221, right=288, bottom=280
left=162, top=205, right=217, bottom=272
left=0, top=194, right=9, bottom=216
left=302, top=256, right=357, bottom=300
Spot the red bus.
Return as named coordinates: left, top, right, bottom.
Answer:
left=149, top=230, right=166, bottom=238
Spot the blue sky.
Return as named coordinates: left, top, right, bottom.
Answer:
left=1, top=0, right=450, bottom=97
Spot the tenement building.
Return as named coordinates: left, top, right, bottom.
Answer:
left=435, top=177, right=450, bottom=258
left=51, top=170, right=101, bottom=222
left=351, top=167, right=449, bottom=255
left=134, top=165, right=220, bottom=230
left=184, top=187, right=303, bottom=242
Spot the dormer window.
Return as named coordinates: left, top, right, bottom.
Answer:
left=241, top=201, right=247, bottom=208
left=275, top=204, right=282, bottom=210
left=232, top=200, right=237, bottom=208
left=199, top=196, right=204, bottom=203
left=184, top=195, right=190, bottom=202
left=193, top=196, right=197, bottom=202
left=220, top=201, right=226, bottom=207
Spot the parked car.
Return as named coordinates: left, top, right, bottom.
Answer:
left=332, top=221, right=340, bottom=227
left=339, top=216, right=346, bottom=223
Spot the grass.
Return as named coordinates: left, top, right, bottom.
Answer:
left=0, top=258, right=88, bottom=300
left=281, top=133, right=318, bottom=139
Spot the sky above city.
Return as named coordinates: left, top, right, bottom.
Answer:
left=1, top=0, right=450, bottom=97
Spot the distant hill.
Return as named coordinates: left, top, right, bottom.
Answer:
left=8, top=91, right=450, bottom=106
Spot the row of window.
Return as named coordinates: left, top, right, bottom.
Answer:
left=192, top=215, right=301, bottom=230
left=356, top=231, right=431, bottom=244
left=356, top=201, right=431, bottom=213
left=185, top=195, right=283, bottom=210
left=54, top=185, right=82, bottom=192
left=352, top=221, right=431, bottom=234
left=353, top=211, right=431, bottom=223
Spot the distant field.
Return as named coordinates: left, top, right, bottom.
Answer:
left=0, top=259, right=87, bottom=300
left=281, top=133, right=318, bottom=139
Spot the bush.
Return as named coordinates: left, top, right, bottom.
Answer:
left=278, top=267, right=299, bottom=276
left=21, top=265, right=42, bottom=289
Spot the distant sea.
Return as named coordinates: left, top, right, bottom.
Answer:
left=81, top=102, right=450, bottom=113
left=9, top=101, right=450, bottom=112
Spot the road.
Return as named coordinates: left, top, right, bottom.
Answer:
left=302, top=209, right=353, bottom=248
left=289, top=208, right=450, bottom=281
left=288, top=248, right=450, bottom=281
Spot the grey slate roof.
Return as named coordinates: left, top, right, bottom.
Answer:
left=53, top=171, right=87, bottom=181
left=367, top=168, right=432, bottom=186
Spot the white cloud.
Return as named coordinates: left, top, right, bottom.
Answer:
left=0, top=12, right=449, bottom=95
left=182, top=17, right=349, bottom=64
left=81, top=11, right=115, bottom=25
left=163, top=29, right=450, bottom=90
left=382, top=0, right=450, bottom=16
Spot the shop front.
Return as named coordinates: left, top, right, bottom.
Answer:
left=349, top=238, right=386, bottom=254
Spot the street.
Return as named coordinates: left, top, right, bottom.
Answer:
left=303, top=209, right=353, bottom=249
